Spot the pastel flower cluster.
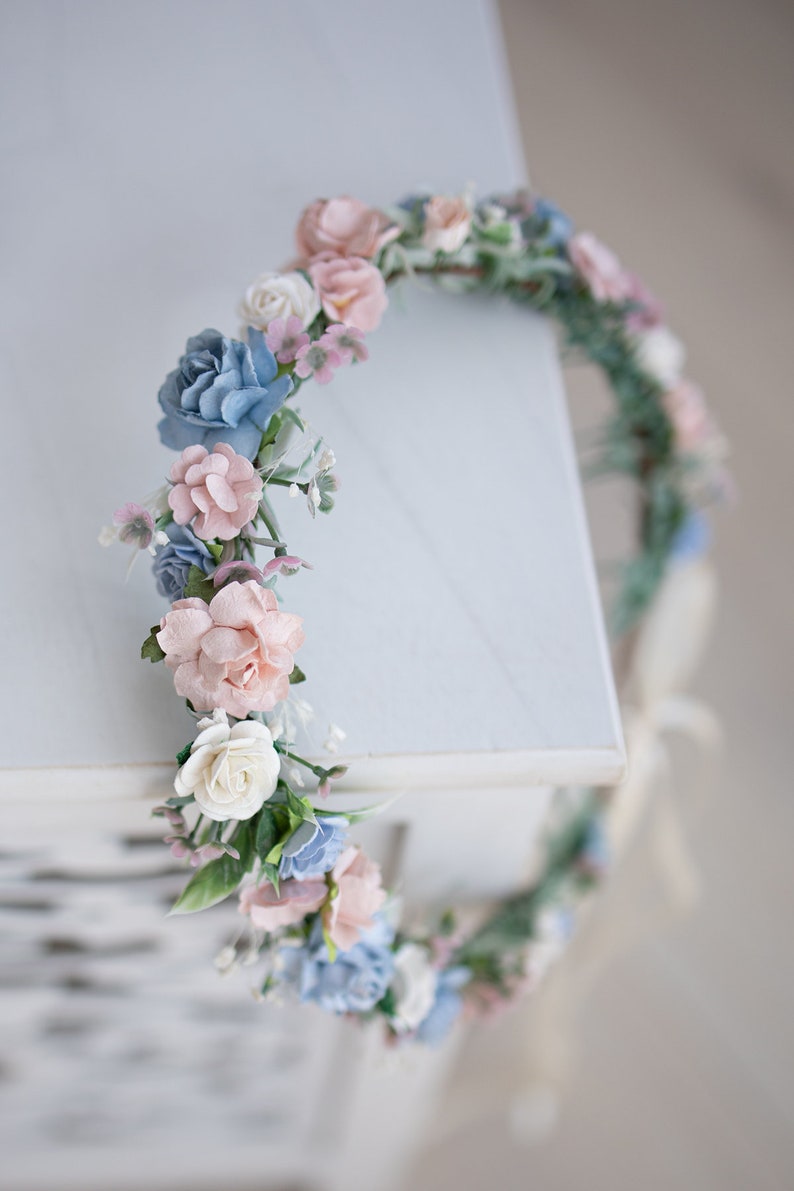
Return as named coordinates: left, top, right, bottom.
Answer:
left=104, top=186, right=724, bottom=1048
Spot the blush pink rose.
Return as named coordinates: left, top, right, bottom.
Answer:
left=568, top=231, right=633, bottom=303
left=239, top=878, right=327, bottom=932
left=296, top=196, right=399, bottom=260
left=309, top=255, right=388, bottom=333
left=662, top=380, right=711, bottom=452
left=325, top=846, right=386, bottom=951
left=156, top=580, right=304, bottom=717
left=422, top=195, right=472, bottom=254
left=168, top=443, right=263, bottom=541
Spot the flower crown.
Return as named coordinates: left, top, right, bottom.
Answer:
left=103, top=190, right=727, bottom=1044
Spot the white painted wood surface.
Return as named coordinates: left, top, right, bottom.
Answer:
left=0, top=2, right=623, bottom=1188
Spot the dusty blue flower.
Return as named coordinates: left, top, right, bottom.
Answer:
left=279, top=815, right=349, bottom=881
left=158, top=328, right=293, bottom=460
left=533, top=197, right=574, bottom=250
left=152, top=522, right=213, bottom=602
left=416, top=966, right=470, bottom=1045
left=279, top=917, right=395, bottom=1015
left=670, top=511, right=711, bottom=563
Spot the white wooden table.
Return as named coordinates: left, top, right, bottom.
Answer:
left=0, top=2, right=623, bottom=1188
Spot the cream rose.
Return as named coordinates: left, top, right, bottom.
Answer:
left=390, top=943, right=439, bottom=1034
left=238, top=270, right=320, bottom=331
left=422, top=195, right=472, bottom=255
left=635, top=324, right=686, bottom=388
left=174, top=710, right=281, bottom=822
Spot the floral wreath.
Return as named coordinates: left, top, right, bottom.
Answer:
left=102, top=191, right=727, bottom=1044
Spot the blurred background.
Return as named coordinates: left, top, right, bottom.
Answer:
left=409, top=2, right=794, bottom=1187
left=2, top=1, right=792, bottom=1188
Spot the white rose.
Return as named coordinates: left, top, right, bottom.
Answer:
left=238, top=270, right=320, bottom=331
left=422, top=195, right=472, bottom=255
left=635, top=325, right=686, bottom=388
left=390, top=943, right=439, bottom=1034
left=174, top=710, right=280, bottom=822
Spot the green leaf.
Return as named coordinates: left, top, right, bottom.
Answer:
left=378, top=988, right=396, bottom=1017
left=141, top=626, right=165, bottom=664
left=233, top=819, right=255, bottom=872
left=175, top=742, right=193, bottom=767
left=165, top=793, right=195, bottom=809
left=255, top=807, right=280, bottom=864
left=289, top=664, right=306, bottom=685
left=206, top=541, right=224, bottom=561
left=170, top=852, right=245, bottom=914
left=183, top=565, right=215, bottom=603
left=264, top=841, right=284, bottom=865
left=260, top=860, right=280, bottom=897
left=169, top=820, right=255, bottom=915
left=286, top=788, right=317, bottom=827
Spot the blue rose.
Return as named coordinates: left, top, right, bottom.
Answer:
left=158, top=327, right=293, bottom=461
left=416, top=966, right=470, bottom=1045
left=280, top=917, right=395, bottom=1015
left=152, top=521, right=214, bottom=602
left=279, top=815, right=349, bottom=881
left=532, top=197, right=574, bottom=251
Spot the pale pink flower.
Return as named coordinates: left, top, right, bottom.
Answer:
left=294, top=338, right=343, bottom=385
left=239, top=878, right=327, bottom=932
left=168, top=444, right=263, bottom=541
left=296, top=196, right=399, bottom=260
left=322, top=323, right=369, bottom=365
left=624, top=272, right=664, bottom=331
left=113, top=503, right=157, bottom=548
left=156, top=580, right=305, bottom=717
left=309, top=256, right=388, bottom=333
left=325, top=846, right=386, bottom=951
left=261, top=554, right=313, bottom=579
left=568, top=231, right=633, bottom=303
left=99, top=503, right=168, bottom=554
left=265, top=315, right=310, bottom=364
left=662, top=380, right=711, bottom=453
left=212, top=560, right=264, bottom=587
left=422, top=195, right=472, bottom=255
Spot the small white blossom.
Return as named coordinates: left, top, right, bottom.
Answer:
left=635, top=325, right=686, bottom=388
left=324, top=723, right=347, bottom=754
left=238, top=270, right=320, bottom=332
left=391, top=944, right=439, bottom=1033
left=214, top=945, right=238, bottom=975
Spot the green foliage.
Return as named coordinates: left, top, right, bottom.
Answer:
left=183, top=565, right=216, bottom=603
left=175, top=741, right=193, bottom=767
left=289, top=664, right=306, bottom=685
left=141, top=626, right=165, bottom=663
left=170, top=821, right=254, bottom=914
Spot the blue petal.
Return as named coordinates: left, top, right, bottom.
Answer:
left=247, top=327, right=278, bottom=386
left=201, top=420, right=262, bottom=460
left=185, top=329, right=224, bottom=356
left=220, top=384, right=264, bottom=428
left=199, top=373, right=237, bottom=422
left=158, top=413, right=210, bottom=452
left=181, top=370, right=215, bottom=413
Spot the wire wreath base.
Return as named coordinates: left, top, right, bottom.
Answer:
left=102, top=189, right=726, bottom=1046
